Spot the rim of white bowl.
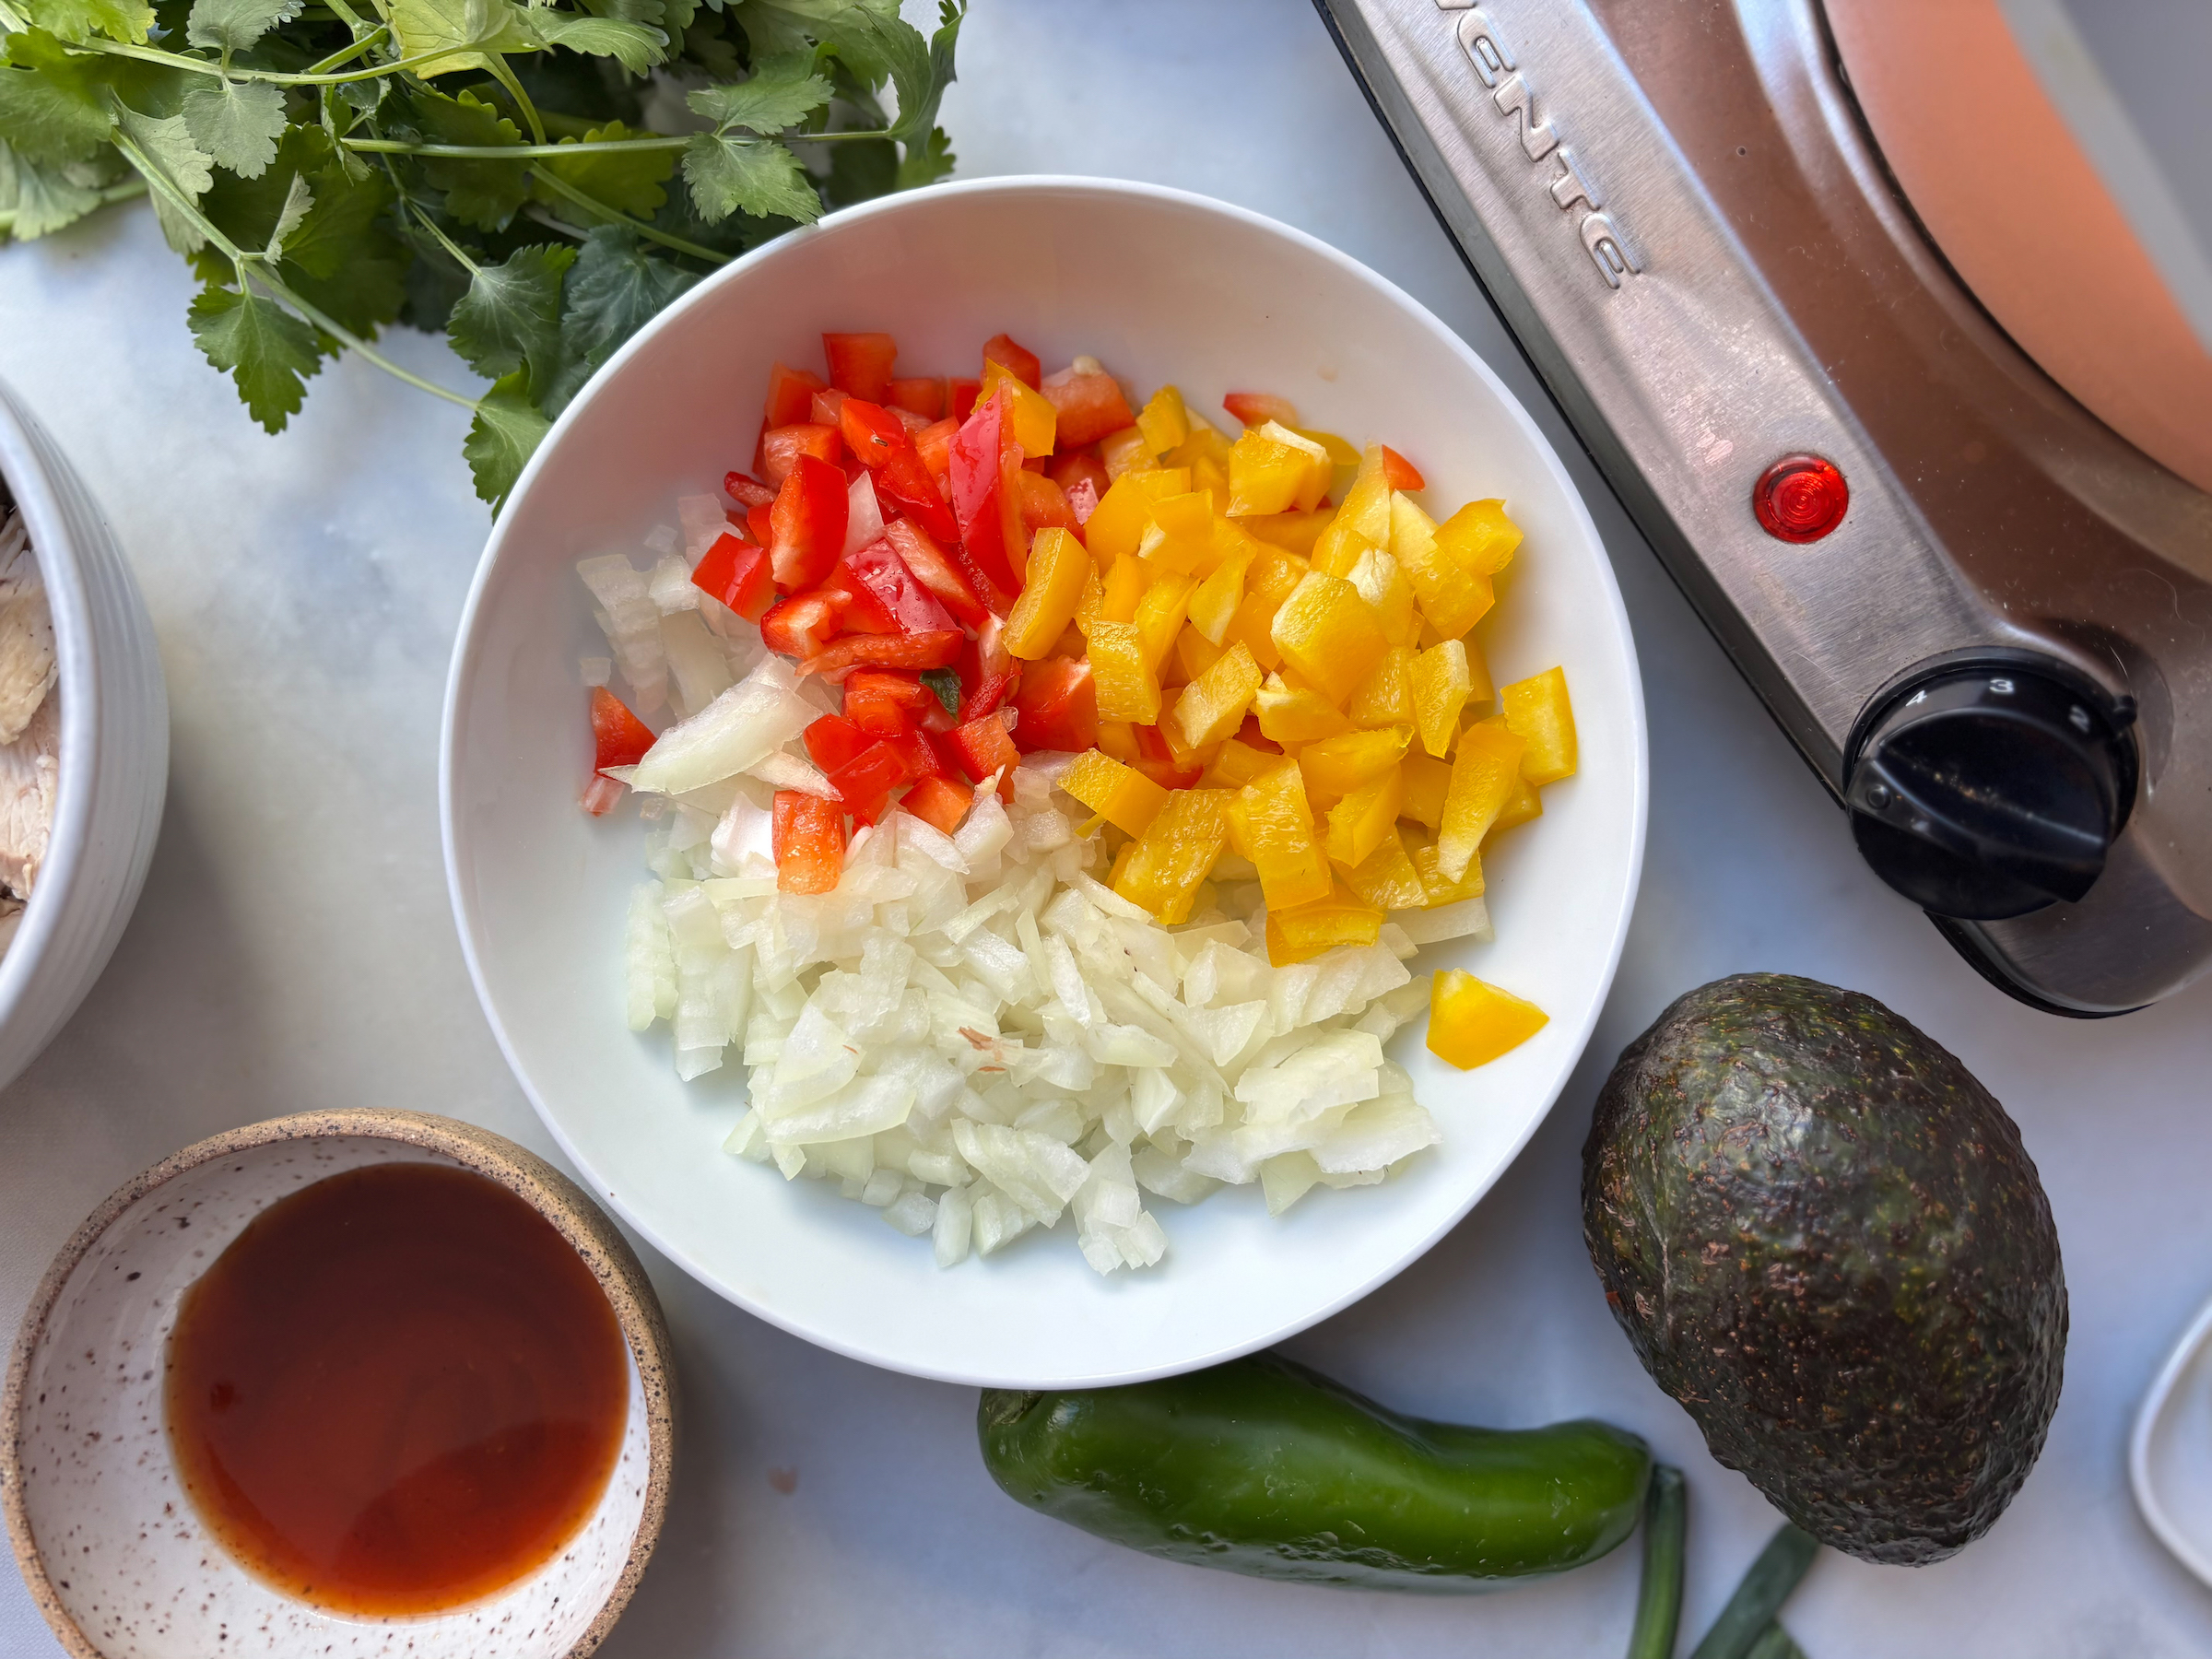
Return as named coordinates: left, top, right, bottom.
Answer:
left=2130, top=1287, right=2212, bottom=1588
left=0, top=385, right=102, bottom=1049
left=441, top=173, right=1649, bottom=1384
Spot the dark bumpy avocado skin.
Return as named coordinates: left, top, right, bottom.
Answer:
left=1581, top=973, right=2065, bottom=1565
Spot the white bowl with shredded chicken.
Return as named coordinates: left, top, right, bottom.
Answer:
left=0, top=379, right=169, bottom=1094
left=442, top=178, right=1646, bottom=1386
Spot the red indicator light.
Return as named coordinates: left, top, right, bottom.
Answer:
left=1753, top=453, right=1849, bottom=542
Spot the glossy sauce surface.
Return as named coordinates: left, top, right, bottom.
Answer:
left=165, top=1161, right=629, bottom=1616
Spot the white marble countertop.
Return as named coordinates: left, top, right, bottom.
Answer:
left=6, top=2, right=2212, bottom=1653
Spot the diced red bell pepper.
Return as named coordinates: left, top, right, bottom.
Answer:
left=764, top=362, right=827, bottom=432
left=1039, top=369, right=1135, bottom=448
left=1047, top=449, right=1111, bottom=500
left=582, top=772, right=626, bottom=817
left=1132, top=723, right=1205, bottom=789
left=950, top=386, right=1025, bottom=600
left=843, top=668, right=933, bottom=736
left=770, top=453, right=850, bottom=591
left=690, top=531, right=775, bottom=623
left=1380, top=444, right=1426, bottom=490
left=824, top=332, right=898, bottom=403
left=840, top=396, right=908, bottom=466
left=1012, top=656, right=1097, bottom=754
left=795, top=629, right=964, bottom=680
left=888, top=377, right=945, bottom=421
left=957, top=612, right=1018, bottom=723
left=1017, top=469, right=1081, bottom=538
left=821, top=561, right=898, bottom=634
left=840, top=539, right=957, bottom=636
left=759, top=422, right=841, bottom=488
left=809, top=387, right=851, bottom=429
left=804, top=712, right=872, bottom=774
left=1223, top=391, right=1300, bottom=429
left=745, top=501, right=775, bottom=547
left=760, top=589, right=849, bottom=659
left=884, top=725, right=944, bottom=780
left=947, top=711, right=1021, bottom=797
left=724, top=469, right=776, bottom=509
left=772, top=790, right=845, bottom=894
left=982, top=333, right=1041, bottom=389
left=590, top=686, right=656, bottom=772
left=914, top=418, right=958, bottom=480
left=902, top=772, right=972, bottom=835
left=884, top=517, right=992, bottom=629
left=839, top=398, right=959, bottom=543
left=826, top=739, right=922, bottom=827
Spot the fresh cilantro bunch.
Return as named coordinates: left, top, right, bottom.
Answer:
left=0, top=0, right=962, bottom=505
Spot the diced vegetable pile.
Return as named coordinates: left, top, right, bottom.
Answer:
left=575, top=332, right=1582, bottom=1272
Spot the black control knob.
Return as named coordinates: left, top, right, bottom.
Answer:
left=1843, top=654, right=2136, bottom=922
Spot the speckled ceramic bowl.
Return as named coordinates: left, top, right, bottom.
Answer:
left=0, top=1111, right=675, bottom=1659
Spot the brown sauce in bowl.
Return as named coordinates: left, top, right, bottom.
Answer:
left=164, top=1161, right=630, bottom=1616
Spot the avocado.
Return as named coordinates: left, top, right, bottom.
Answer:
left=1580, top=973, right=2065, bottom=1565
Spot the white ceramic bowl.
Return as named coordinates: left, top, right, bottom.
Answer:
left=2, top=1110, right=675, bottom=1659
left=443, top=176, right=1647, bottom=1387
left=0, top=378, right=168, bottom=1093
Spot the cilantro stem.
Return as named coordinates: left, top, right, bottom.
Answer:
left=0, top=175, right=147, bottom=238
left=406, top=199, right=480, bottom=276
left=344, top=135, right=691, bottom=159
left=302, top=25, right=390, bottom=75
left=524, top=166, right=731, bottom=265
left=72, top=36, right=465, bottom=86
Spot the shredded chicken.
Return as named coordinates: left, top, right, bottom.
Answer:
left=0, top=692, right=57, bottom=900
left=0, top=506, right=59, bottom=912
left=0, top=509, right=53, bottom=747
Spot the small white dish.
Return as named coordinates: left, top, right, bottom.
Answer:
left=442, top=175, right=1648, bottom=1388
left=2132, top=1289, right=2212, bottom=1586
left=0, top=377, right=168, bottom=1095
left=2, top=1109, right=676, bottom=1659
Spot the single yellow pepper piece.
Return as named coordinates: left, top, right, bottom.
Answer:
left=1347, top=644, right=1415, bottom=728
left=1089, top=619, right=1161, bottom=724
left=1409, top=639, right=1475, bottom=758
left=1253, top=671, right=1351, bottom=745
left=1232, top=759, right=1334, bottom=911
left=1072, top=558, right=1105, bottom=640
left=1187, top=535, right=1254, bottom=644
left=1433, top=499, right=1522, bottom=576
left=1500, top=665, right=1578, bottom=784
left=1201, top=737, right=1282, bottom=791
left=1343, top=824, right=1429, bottom=911
left=1164, top=419, right=1235, bottom=473
left=1270, top=571, right=1390, bottom=706
left=1412, top=838, right=1484, bottom=904
left=1004, top=527, right=1090, bottom=660
left=1174, top=623, right=1226, bottom=686
left=1061, top=749, right=1170, bottom=837
left=1136, top=488, right=1219, bottom=575
left=1391, top=493, right=1496, bottom=639
left=1169, top=641, right=1263, bottom=752
left=1427, top=970, right=1547, bottom=1069
left=1299, top=725, right=1411, bottom=802
left=1113, top=785, right=1234, bottom=924
left=1100, top=426, right=1149, bottom=479
left=1096, top=721, right=1141, bottom=764
left=981, top=359, right=1057, bottom=456
left=1436, top=718, right=1524, bottom=881
left=1399, top=750, right=1452, bottom=830
left=1265, top=881, right=1384, bottom=966
left=1098, top=547, right=1150, bottom=625
left=1228, top=422, right=1330, bottom=516
left=1135, top=571, right=1199, bottom=667
left=1088, top=468, right=1193, bottom=568
left=1324, top=764, right=1404, bottom=868
left=1346, top=546, right=1418, bottom=645
left=1135, top=385, right=1190, bottom=458
left=1312, top=451, right=1394, bottom=576
left=1491, top=773, right=1543, bottom=835
left=1240, top=508, right=1334, bottom=559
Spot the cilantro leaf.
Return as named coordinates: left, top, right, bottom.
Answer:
left=892, top=0, right=960, bottom=144
left=180, top=76, right=285, bottom=177
left=539, top=224, right=693, bottom=414
left=408, top=86, right=526, bottom=230
left=27, top=0, right=154, bottom=43
left=680, top=129, right=815, bottom=225
left=465, top=366, right=548, bottom=509
left=260, top=166, right=307, bottom=255
left=182, top=0, right=298, bottom=53
left=686, top=50, right=830, bottom=136
left=894, top=122, right=951, bottom=190
left=387, top=0, right=535, bottom=78
left=447, top=241, right=572, bottom=385
left=0, top=32, right=115, bottom=166
left=188, top=278, right=325, bottom=431
left=199, top=124, right=406, bottom=335
left=0, top=137, right=100, bottom=238
left=736, top=0, right=902, bottom=87
left=920, top=666, right=959, bottom=717
left=528, top=118, right=672, bottom=220
left=116, top=102, right=214, bottom=253
left=524, top=9, right=665, bottom=75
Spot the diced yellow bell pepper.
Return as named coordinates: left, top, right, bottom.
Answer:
left=1500, top=665, right=1577, bottom=785
left=1114, top=787, right=1233, bottom=925
left=1436, top=718, right=1524, bottom=881
left=1434, top=499, right=1522, bottom=576
left=1270, top=571, right=1389, bottom=706
left=1228, top=422, right=1329, bottom=516
left=1089, top=620, right=1160, bottom=724
left=1187, top=535, right=1253, bottom=644
left=1295, top=428, right=1360, bottom=471
left=1427, top=970, right=1547, bottom=1069
left=1409, top=639, right=1474, bottom=758
left=1135, top=571, right=1198, bottom=667
left=1347, top=644, right=1414, bottom=727
left=1100, top=426, right=1149, bottom=479
left=1164, top=419, right=1235, bottom=473
left=1096, top=721, right=1140, bottom=764
left=1463, top=631, right=1494, bottom=703
left=1135, top=385, right=1189, bottom=458
left=1201, top=737, right=1281, bottom=791
left=1060, top=749, right=1170, bottom=836
left=1491, top=773, right=1543, bottom=835
left=1156, top=712, right=1217, bottom=774
left=981, top=359, right=1056, bottom=456
left=1004, top=527, right=1090, bottom=659
left=1135, top=489, right=1218, bottom=575
left=1324, top=764, right=1403, bottom=868
left=1191, top=453, right=1230, bottom=507
left=1253, top=671, right=1350, bottom=745
left=1169, top=641, right=1263, bottom=751
left=1391, top=493, right=1495, bottom=639
left=1265, top=882, right=1384, bottom=966
left=1099, top=547, right=1149, bottom=625
left=1312, top=453, right=1394, bottom=576
left=1299, top=725, right=1410, bottom=802
left=1346, top=546, right=1418, bottom=645
left=1233, top=759, right=1334, bottom=911
left=1088, top=468, right=1192, bottom=568
left=1412, top=837, right=1484, bottom=904
left=1241, top=509, right=1334, bottom=559
left=1399, top=750, right=1452, bottom=830
left=1072, top=558, right=1105, bottom=640
left=1174, top=623, right=1226, bottom=685
left=1343, top=824, right=1428, bottom=911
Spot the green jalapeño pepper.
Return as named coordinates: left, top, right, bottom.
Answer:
left=978, top=1353, right=1651, bottom=1592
